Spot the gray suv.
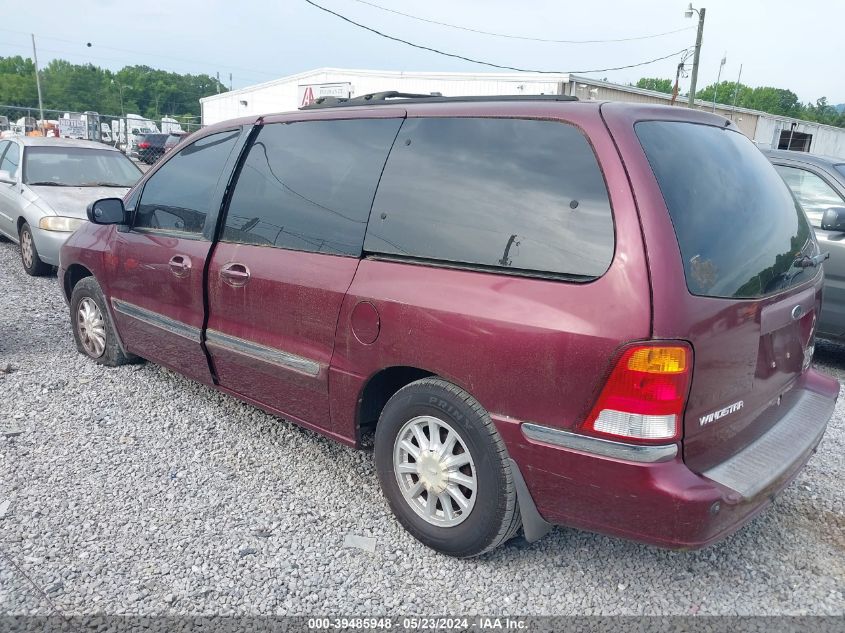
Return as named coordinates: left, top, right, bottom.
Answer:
left=765, top=149, right=845, bottom=341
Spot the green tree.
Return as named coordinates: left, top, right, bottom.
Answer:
left=746, top=86, right=801, bottom=117
left=635, top=77, right=674, bottom=94
left=0, top=55, right=225, bottom=119
left=805, top=97, right=842, bottom=126
left=0, top=56, right=38, bottom=107
left=695, top=81, right=753, bottom=108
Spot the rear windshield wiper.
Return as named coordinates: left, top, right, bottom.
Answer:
left=793, top=252, right=830, bottom=268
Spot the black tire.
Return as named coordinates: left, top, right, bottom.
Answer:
left=69, top=276, right=138, bottom=367
left=19, top=223, right=51, bottom=276
left=374, top=378, right=521, bottom=557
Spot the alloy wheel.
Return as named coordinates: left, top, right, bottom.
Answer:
left=393, top=415, right=477, bottom=527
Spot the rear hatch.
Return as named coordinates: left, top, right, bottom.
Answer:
left=635, top=119, right=822, bottom=473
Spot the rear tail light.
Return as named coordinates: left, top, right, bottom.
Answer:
left=580, top=342, right=692, bottom=443
left=138, top=141, right=150, bottom=149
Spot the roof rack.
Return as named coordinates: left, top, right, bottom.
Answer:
left=300, top=90, right=579, bottom=109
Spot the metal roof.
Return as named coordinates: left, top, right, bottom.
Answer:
left=763, top=148, right=845, bottom=167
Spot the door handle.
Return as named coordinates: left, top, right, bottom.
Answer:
left=220, top=262, right=250, bottom=287
left=168, top=254, right=191, bottom=277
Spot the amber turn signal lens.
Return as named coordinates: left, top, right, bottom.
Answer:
left=626, top=346, right=687, bottom=374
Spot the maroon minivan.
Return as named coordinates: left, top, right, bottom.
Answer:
left=59, top=94, right=839, bottom=557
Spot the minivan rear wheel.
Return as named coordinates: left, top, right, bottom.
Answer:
left=70, top=276, right=138, bottom=367
left=374, top=378, right=521, bottom=557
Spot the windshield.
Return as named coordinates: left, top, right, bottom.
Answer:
left=637, top=121, right=816, bottom=299
left=24, top=146, right=141, bottom=187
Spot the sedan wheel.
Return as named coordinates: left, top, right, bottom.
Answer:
left=76, top=297, right=107, bottom=358
left=19, top=223, right=51, bottom=276
left=20, top=229, right=33, bottom=268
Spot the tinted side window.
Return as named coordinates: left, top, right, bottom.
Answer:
left=222, top=118, right=402, bottom=256
left=774, top=165, right=845, bottom=227
left=135, top=130, right=239, bottom=234
left=1, top=143, right=20, bottom=176
left=364, top=117, right=614, bottom=278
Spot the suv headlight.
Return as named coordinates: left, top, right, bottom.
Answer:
left=38, top=216, right=86, bottom=232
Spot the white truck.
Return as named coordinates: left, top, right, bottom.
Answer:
left=111, top=114, right=159, bottom=155
left=100, top=123, right=114, bottom=144
left=160, top=117, right=184, bottom=134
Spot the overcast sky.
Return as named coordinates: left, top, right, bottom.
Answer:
left=1, top=0, right=841, bottom=104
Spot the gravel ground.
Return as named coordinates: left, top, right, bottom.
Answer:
left=0, top=237, right=843, bottom=617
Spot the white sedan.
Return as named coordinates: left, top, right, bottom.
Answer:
left=0, top=137, right=141, bottom=275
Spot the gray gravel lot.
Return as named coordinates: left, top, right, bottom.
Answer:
left=0, top=238, right=843, bottom=617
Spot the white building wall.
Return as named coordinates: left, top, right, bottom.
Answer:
left=201, top=68, right=567, bottom=125
left=753, top=116, right=845, bottom=157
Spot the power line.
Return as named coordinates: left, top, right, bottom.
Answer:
left=348, top=0, right=695, bottom=44
left=304, top=0, right=690, bottom=74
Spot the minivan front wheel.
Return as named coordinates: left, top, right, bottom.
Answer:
left=375, top=378, right=521, bottom=557
left=19, top=223, right=51, bottom=276
left=70, top=276, right=136, bottom=367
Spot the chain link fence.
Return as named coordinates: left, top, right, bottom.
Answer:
left=0, top=104, right=203, bottom=164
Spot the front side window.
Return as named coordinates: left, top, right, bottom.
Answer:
left=135, top=130, right=239, bottom=235
left=364, top=117, right=615, bottom=278
left=23, top=146, right=138, bottom=186
left=0, top=143, right=19, bottom=176
left=637, top=121, right=815, bottom=299
left=774, top=165, right=845, bottom=227
left=222, top=118, right=402, bottom=256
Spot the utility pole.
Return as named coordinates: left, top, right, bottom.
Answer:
left=731, top=63, right=743, bottom=119
left=229, top=73, right=233, bottom=91
left=712, top=53, right=726, bottom=112
left=686, top=6, right=706, bottom=108
left=31, top=34, right=45, bottom=134
left=670, top=62, right=684, bottom=106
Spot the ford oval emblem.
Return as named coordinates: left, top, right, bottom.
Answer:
left=791, top=305, right=804, bottom=320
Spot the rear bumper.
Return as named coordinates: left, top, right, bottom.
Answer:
left=495, top=368, right=839, bottom=549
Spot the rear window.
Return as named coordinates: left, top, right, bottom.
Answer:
left=364, top=117, right=614, bottom=279
left=637, top=121, right=815, bottom=299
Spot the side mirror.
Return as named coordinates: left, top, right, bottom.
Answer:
left=87, top=198, right=127, bottom=225
left=820, top=206, right=845, bottom=232
left=0, top=169, right=15, bottom=185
